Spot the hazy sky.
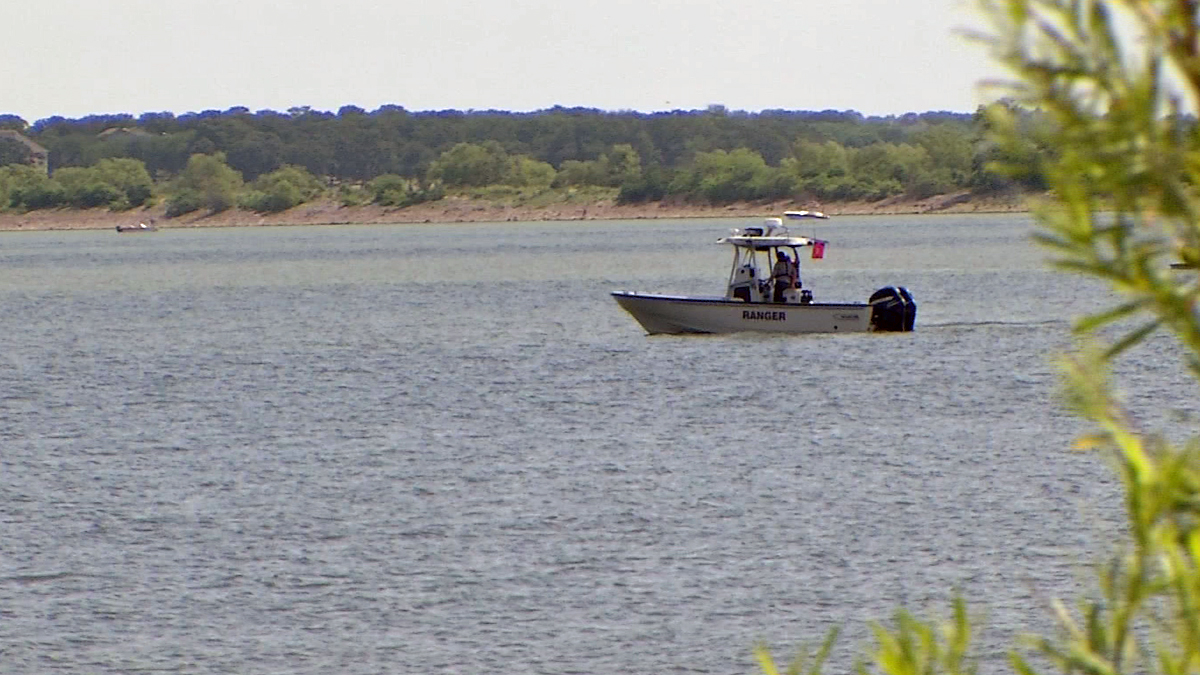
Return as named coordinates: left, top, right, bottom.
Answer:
left=6, top=0, right=1003, bottom=123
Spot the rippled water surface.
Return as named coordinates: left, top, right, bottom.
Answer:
left=1, top=215, right=1194, bottom=673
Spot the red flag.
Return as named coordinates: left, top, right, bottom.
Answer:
left=811, top=241, right=825, bottom=259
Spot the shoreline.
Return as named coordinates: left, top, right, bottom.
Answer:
left=0, top=191, right=1031, bottom=232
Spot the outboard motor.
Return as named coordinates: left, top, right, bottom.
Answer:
left=868, top=286, right=916, bottom=332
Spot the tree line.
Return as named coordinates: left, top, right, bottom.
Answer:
left=0, top=105, right=1046, bottom=216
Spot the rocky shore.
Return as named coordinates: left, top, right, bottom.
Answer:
left=0, top=191, right=1030, bottom=232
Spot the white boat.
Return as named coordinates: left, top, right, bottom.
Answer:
left=611, top=211, right=916, bottom=335
left=116, top=222, right=157, bottom=233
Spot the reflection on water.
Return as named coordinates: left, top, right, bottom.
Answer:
left=0, top=214, right=1188, bottom=673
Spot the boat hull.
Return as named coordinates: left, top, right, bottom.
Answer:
left=611, top=292, right=873, bottom=335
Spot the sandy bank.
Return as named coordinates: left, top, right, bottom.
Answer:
left=0, top=191, right=1031, bottom=232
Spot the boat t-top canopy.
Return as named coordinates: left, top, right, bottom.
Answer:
left=717, top=234, right=821, bottom=248
left=716, top=210, right=829, bottom=249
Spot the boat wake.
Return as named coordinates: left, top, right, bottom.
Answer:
left=921, top=318, right=1068, bottom=329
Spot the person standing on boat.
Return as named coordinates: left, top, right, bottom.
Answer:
left=772, top=250, right=794, bottom=302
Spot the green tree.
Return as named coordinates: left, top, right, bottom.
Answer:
left=0, top=136, right=32, bottom=167
left=90, top=157, right=154, bottom=207
left=555, top=159, right=605, bottom=187
left=504, top=155, right=556, bottom=188
left=758, top=1, right=1200, bottom=675
left=600, top=143, right=642, bottom=186
left=616, top=164, right=670, bottom=204
left=40, top=133, right=101, bottom=171
left=51, top=166, right=121, bottom=208
left=910, top=124, right=974, bottom=182
left=331, top=118, right=398, bottom=180
left=849, top=143, right=929, bottom=189
left=10, top=176, right=67, bottom=209
left=673, top=148, right=790, bottom=203
left=427, top=141, right=509, bottom=187
left=0, top=164, right=50, bottom=209
left=366, top=173, right=444, bottom=207
left=240, top=164, right=324, bottom=213
left=225, top=130, right=285, bottom=181
left=166, top=152, right=243, bottom=216
left=120, top=131, right=195, bottom=177
left=367, top=174, right=411, bottom=206
left=0, top=115, right=28, bottom=131
left=784, top=139, right=893, bottom=201
left=38, top=149, right=154, bottom=210
left=785, top=139, right=850, bottom=179
left=553, top=145, right=641, bottom=188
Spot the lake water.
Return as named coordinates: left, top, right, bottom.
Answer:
left=1, top=214, right=1193, bottom=674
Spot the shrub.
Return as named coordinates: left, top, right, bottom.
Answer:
left=799, top=175, right=901, bottom=202
left=91, top=158, right=154, bottom=208
left=555, top=159, right=604, bottom=187
left=13, top=182, right=66, bottom=208
left=240, top=165, right=324, bottom=213
left=367, top=174, right=443, bottom=207
left=617, top=166, right=669, bottom=204
left=168, top=153, right=243, bottom=214
left=239, top=186, right=299, bottom=213
left=336, top=183, right=368, bottom=207
left=69, top=181, right=124, bottom=208
left=164, top=189, right=204, bottom=217
left=12, top=182, right=67, bottom=209
left=670, top=148, right=786, bottom=203
left=0, top=136, right=32, bottom=167
left=367, top=174, right=410, bottom=205
left=504, top=156, right=556, bottom=188
left=47, top=160, right=155, bottom=210
left=904, top=168, right=957, bottom=200
left=0, top=165, right=52, bottom=209
left=749, top=169, right=799, bottom=201
left=427, top=141, right=508, bottom=187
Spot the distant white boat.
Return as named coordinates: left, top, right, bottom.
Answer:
left=116, top=222, right=157, bottom=233
left=612, top=211, right=915, bottom=335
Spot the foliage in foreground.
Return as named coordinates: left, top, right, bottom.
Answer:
left=760, top=0, right=1200, bottom=673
